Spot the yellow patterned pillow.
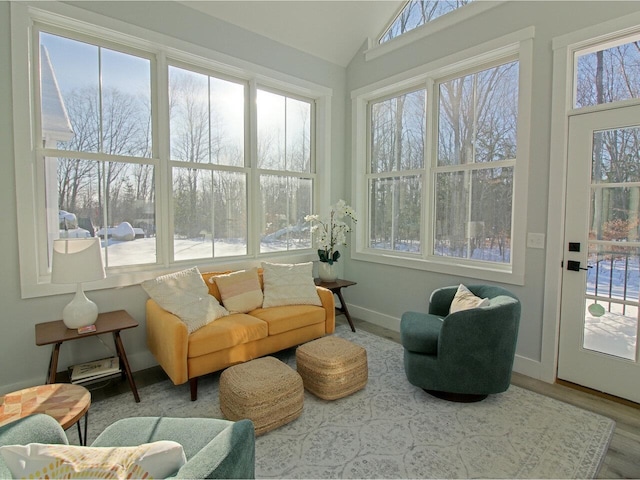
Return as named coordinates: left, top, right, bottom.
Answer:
left=0, top=441, right=186, bottom=479
left=212, top=268, right=264, bottom=313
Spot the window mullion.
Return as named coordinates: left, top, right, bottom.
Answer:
left=248, top=79, right=259, bottom=257
left=156, top=50, right=171, bottom=266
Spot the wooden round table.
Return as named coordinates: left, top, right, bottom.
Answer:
left=0, top=384, right=91, bottom=445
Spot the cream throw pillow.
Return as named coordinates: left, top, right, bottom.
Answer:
left=261, top=262, right=321, bottom=308
left=0, top=441, right=186, bottom=479
left=212, top=268, right=264, bottom=313
left=141, top=266, right=228, bottom=333
left=449, top=284, right=490, bottom=314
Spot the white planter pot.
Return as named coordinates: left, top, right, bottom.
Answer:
left=318, top=262, right=338, bottom=282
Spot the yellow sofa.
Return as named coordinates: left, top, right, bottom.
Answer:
left=146, top=270, right=335, bottom=400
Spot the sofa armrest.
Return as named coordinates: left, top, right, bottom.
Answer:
left=146, top=299, right=189, bottom=385
left=0, top=414, right=70, bottom=480
left=316, top=286, right=336, bottom=334
left=428, top=286, right=458, bottom=317
left=174, top=419, right=255, bottom=479
left=0, top=414, right=69, bottom=446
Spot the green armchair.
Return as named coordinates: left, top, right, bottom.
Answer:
left=401, top=285, right=521, bottom=402
left=0, top=414, right=255, bottom=479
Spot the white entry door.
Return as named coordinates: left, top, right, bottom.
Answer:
left=558, top=105, right=640, bottom=403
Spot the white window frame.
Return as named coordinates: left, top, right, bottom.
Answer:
left=352, top=27, right=534, bottom=285
left=11, top=2, right=332, bottom=298
left=365, top=1, right=506, bottom=63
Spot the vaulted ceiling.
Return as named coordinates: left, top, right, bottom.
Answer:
left=181, top=1, right=405, bottom=67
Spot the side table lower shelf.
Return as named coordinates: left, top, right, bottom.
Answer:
left=35, top=310, right=141, bottom=403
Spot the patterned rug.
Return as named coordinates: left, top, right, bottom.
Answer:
left=69, top=325, right=615, bottom=479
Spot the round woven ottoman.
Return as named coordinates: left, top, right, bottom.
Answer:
left=296, top=336, right=368, bottom=400
left=219, top=356, right=303, bottom=436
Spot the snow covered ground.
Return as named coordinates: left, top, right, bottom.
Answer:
left=100, top=236, right=308, bottom=266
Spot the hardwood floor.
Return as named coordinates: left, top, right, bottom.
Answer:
left=91, top=316, right=640, bottom=479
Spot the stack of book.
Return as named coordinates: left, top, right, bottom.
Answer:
left=70, top=357, right=121, bottom=384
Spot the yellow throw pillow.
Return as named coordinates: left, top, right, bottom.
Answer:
left=449, top=284, right=490, bottom=314
left=0, top=441, right=186, bottom=479
left=213, top=268, right=264, bottom=313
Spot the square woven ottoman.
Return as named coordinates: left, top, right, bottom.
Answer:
left=296, top=336, right=368, bottom=400
left=219, top=356, right=303, bottom=436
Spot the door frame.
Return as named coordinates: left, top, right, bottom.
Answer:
left=542, top=13, right=640, bottom=384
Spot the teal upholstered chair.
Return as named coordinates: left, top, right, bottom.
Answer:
left=401, top=285, right=521, bottom=402
left=0, top=414, right=255, bottom=479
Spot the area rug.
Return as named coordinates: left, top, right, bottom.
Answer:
left=68, top=325, right=615, bottom=479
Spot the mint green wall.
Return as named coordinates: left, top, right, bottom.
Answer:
left=344, top=1, right=640, bottom=374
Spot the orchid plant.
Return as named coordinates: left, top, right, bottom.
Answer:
left=305, top=200, right=357, bottom=264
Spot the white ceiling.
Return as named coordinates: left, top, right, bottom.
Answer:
left=181, top=1, right=404, bottom=67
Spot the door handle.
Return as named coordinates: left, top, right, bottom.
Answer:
left=567, top=260, right=592, bottom=271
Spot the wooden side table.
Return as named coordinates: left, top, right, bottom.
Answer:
left=0, top=384, right=91, bottom=445
left=314, top=278, right=357, bottom=332
left=35, top=310, right=140, bottom=403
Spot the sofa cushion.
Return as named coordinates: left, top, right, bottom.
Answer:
left=251, top=305, right=326, bottom=335
left=188, top=314, right=268, bottom=358
left=213, top=268, right=264, bottom=313
left=0, top=441, right=186, bottom=479
left=261, top=262, right=321, bottom=308
left=142, top=267, right=229, bottom=333
left=449, top=284, right=490, bottom=314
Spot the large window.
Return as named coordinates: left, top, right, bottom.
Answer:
left=575, top=34, right=640, bottom=109
left=13, top=5, right=329, bottom=297
left=434, top=61, right=518, bottom=263
left=368, top=89, right=425, bottom=252
left=355, top=30, right=532, bottom=283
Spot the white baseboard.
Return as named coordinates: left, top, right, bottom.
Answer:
left=348, top=304, right=401, bottom=332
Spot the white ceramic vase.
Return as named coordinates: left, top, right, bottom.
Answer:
left=318, top=261, right=338, bottom=282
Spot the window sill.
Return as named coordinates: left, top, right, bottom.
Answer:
left=21, top=251, right=318, bottom=299
left=352, top=250, right=524, bottom=286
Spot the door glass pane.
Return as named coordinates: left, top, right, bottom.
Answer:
left=576, top=37, right=640, bottom=109
left=584, top=245, right=638, bottom=361
left=585, top=125, right=640, bottom=360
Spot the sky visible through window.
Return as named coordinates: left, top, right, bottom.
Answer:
left=380, top=0, right=473, bottom=44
